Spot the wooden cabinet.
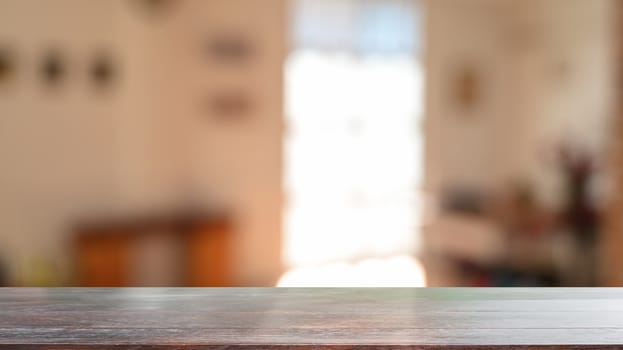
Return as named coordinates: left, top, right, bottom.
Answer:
left=74, top=214, right=233, bottom=287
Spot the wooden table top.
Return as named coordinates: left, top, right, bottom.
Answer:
left=1, top=288, right=623, bottom=349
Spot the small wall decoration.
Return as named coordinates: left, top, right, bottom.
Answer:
left=204, top=33, right=254, bottom=63
left=206, top=90, right=252, bottom=121
left=0, top=46, right=16, bottom=86
left=41, top=50, right=65, bottom=87
left=90, top=52, right=116, bottom=90
left=452, top=64, right=481, bottom=112
left=129, top=0, right=176, bottom=18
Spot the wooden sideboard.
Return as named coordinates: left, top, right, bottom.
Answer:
left=73, top=213, right=233, bottom=287
left=1, top=288, right=622, bottom=349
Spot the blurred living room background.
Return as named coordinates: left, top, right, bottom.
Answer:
left=1, top=0, right=623, bottom=287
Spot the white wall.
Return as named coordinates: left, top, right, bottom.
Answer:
left=0, top=0, right=285, bottom=285
left=0, top=0, right=120, bottom=284
left=424, top=0, right=616, bottom=208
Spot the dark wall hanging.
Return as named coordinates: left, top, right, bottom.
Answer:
left=453, top=65, right=481, bottom=112
left=89, top=52, right=116, bottom=90
left=41, top=50, right=66, bottom=87
left=204, top=33, right=254, bottom=63
left=206, top=90, right=252, bottom=121
left=129, top=0, right=176, bottom=18
left=0, top=46, right=16, bottom=86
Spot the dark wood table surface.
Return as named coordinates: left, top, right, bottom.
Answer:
left=1, top=288, right=623, bottom=349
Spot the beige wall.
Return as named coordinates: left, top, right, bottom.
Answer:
left=0, top=0, right=285, bottom=285
left=424, top=0, right=616, bottom=208
left=0, top=0, right=120, bottom=284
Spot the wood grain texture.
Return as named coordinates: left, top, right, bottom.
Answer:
left=1, top=288, right=623, bottom=349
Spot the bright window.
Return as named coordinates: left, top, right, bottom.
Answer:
left=281, top=0, right=425, bottom=286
